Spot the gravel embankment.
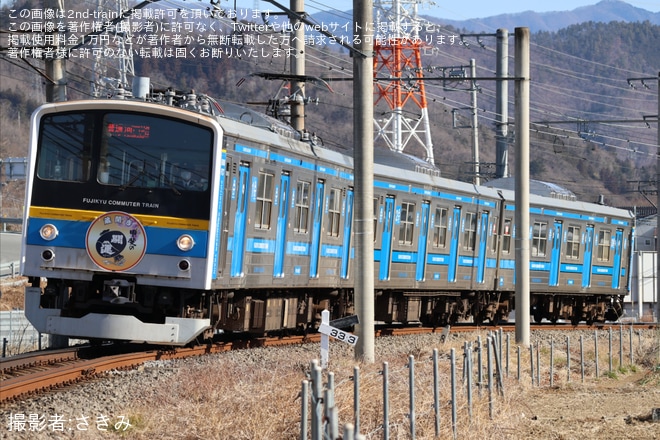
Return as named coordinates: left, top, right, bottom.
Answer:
left=1, top=329, right=658, bottom=439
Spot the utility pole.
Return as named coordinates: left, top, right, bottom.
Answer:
left=514, top=27, right=530, bottom=347
left=353, top=0, right=375, bottom=364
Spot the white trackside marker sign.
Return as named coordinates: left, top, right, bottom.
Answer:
left=319, top=310, right=359, bottom=368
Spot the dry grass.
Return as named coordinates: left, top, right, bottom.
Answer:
left=118, top=330, right=660, bottom=440
left=2, top=283, right=657, bottom=439
left=0, top=278, right=26, bottom=311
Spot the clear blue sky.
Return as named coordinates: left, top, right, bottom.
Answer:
left=247, top=0, right=660, bottom=20
left=3, top=0, right=657, bottom=19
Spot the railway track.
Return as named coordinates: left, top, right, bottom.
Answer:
left=2, top=322, right=655, bottom=404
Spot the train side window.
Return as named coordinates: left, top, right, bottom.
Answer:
left=327, top=188, right=342, bottom=237
left=294, top=180, right=311, bottom=233
left=255, top=171, right=274, bottom=230
left=566, top=225, right=581, bottom=259
left=502, top=218, right=512, bottom=254
left=532, top=221, right=548, bottom=257
left=433, top=207, right=448, bottom=248
left=597, top=229, right=611, bottom=262
left=399, top=202, right=416, bottom=245
left=463, top=212, right=477, bottom=251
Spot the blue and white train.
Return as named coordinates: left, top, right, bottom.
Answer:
left=22, top=88, right=634, bottom=345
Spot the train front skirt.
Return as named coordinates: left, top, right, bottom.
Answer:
left=25, top=287, right=211, bottom=345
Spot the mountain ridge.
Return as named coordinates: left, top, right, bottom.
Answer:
left=424, top=0, right=660, bottom=32
left=312, top=0, right=660, bottom=33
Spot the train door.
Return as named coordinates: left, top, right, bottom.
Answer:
left=612, top=228, right=624, bottom=289
left=476, top=211, right=489, bottom=284
left=549, top=220, right=563, bottom=287
left=218, top=156, right=233, bottom=276
left=379, top=196, right=395, bottom=281
left=231, top=162, right=250, bottom=277
left=341, top=188, right=354, bottom=279
left=309, top=180, right=325, bottom=278
left=273, top=172, right=290, bottom=278
left=582, top=225, right=594, bottom=288
left=448, top=206, right=461, bottom=283
left=416, top=202, right=430, bottom=282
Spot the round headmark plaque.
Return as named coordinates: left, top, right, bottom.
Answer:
left=86, top=211, right=147, bottom=271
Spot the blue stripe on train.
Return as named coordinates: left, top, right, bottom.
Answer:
left=26, top=217, right=208, bottom=257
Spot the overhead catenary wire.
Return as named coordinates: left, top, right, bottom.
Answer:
left=0, top=0, right=656, bottom=173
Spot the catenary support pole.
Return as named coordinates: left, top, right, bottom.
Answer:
left=45, top=0, right=66, bottom=103
left=656, top=71, right=660, bottom=326
left=353, top=0, right=375, bottom=363
left=290, top=0, right=305, bottom=132
left=514, top=27, right=531, bottom=347
left=495, top=28, right=509, bottom=178
left=470, top=58, right=480, bottom=185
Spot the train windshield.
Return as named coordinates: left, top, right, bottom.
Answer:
left=37, top=111, right=213, bottom=191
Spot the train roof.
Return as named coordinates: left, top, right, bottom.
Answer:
left=197, top=97, right=636, bottom=222
left=40, top=96, right=635, bottom=223
left=210, top=99, right=302, bottom=140
left=486, top=177, right=576, bottom=201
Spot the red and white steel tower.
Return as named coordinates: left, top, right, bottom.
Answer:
left=373, top=0, right=434, bottom=163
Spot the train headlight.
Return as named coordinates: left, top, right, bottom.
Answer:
left=177, top=234, right=195, bottom=251
left=39, top=224, right=58, bottom=241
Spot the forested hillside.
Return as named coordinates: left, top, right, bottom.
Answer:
left=1, top=2, right=658, bottom=210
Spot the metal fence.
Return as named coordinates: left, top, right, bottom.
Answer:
left=301, top=326, right=656, bottom=440
left=0, top=309, right=44, bottom=356
left=0, top=260, right=20, bottom=278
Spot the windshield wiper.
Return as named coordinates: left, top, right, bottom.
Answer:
left=120, top=161, right=147, bottom=191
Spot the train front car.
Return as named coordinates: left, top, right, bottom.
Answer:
left=22, top=100, right=223, bottom=345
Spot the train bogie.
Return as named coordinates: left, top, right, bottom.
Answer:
left=374, top=294, right=423, bottom=324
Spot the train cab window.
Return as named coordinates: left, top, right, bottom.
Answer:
left=566, top=225, right=581, bottom=259
left=37, top=113, right=92, bottom=182
left=597, top=229, right=612, bottom=262
left=399, top=202, right=415, bottom=245
left=327, top=188, right=342, bottom=237
left=433, top=207, right=448, bottom=248
left=532, top=221, right=548, bottom=257
left=98, top=113, right=212, bottom=189
left=255, top=171, right=274, bottom=230
left=294, top=180, right=311, bottom=233
left=502, top=218, right=512, bottom=254
left=463, top=212, right=477, bottom=251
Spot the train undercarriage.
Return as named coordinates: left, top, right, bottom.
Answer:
left=27, top=275, right=626, bottom=346
left=530, top=294, right=624, bottom=325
